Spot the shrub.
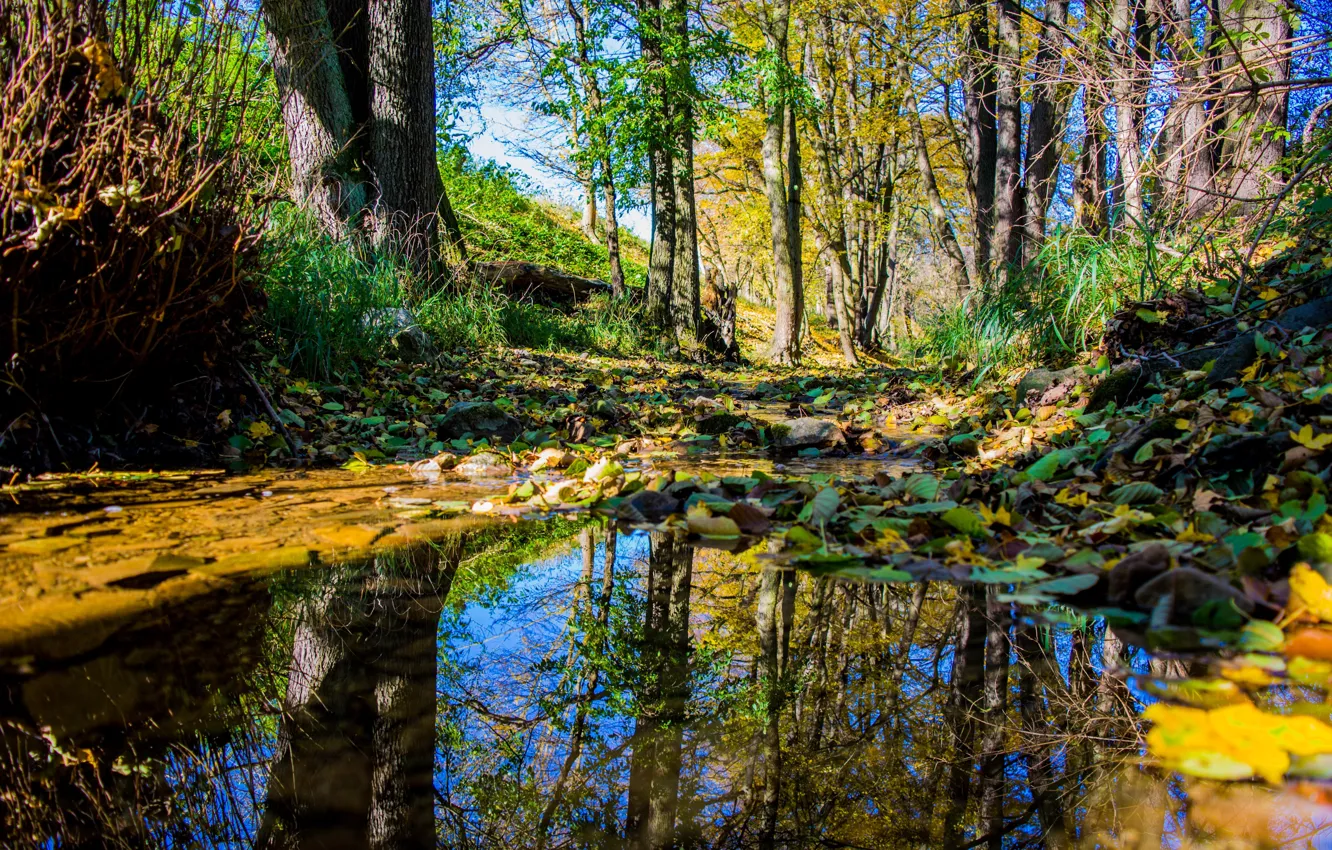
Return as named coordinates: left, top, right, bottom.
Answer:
left=0, top=0, right=262, bottom=423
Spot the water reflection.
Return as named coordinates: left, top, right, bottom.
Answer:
left=1, top=524, right=1330, bottom=848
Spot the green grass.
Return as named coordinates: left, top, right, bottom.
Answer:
left=441, top=147, right=649, bottom=287
left=913, top=228, right=1163, bottom=371
left=257, top=199, right=647, bottom=379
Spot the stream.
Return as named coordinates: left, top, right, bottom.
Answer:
left=1, top=466, right=1331, bottom=848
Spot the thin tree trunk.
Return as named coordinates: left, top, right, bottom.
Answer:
left=992, top=0, right=1023, bottom=271
left=903, top=75, right=972, bottom=295
left=581, top=176, right=600, bottom=244
left=603, top=171, right=626, bottom=296
left=1109, top=0, right=1146, bottom=228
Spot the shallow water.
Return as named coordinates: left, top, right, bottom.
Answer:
left=2, top=470, right=1331, bottom=848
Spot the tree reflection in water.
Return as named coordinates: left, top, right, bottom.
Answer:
left=3, top=525, right=1332, bottom=848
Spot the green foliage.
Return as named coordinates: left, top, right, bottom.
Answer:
left=915, top=229, right=1162, bottom=368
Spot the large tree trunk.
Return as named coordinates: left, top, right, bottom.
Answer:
left=671, top=110, right=702, bottom=351
left=367, top=0, right=440, bottom=277
left=261, top=0, right=367, bottom=237
left=992, top=0, right=1024, bottom=272
left=1023, top=0, right=1070, bottom=257
left=639, top=0, right=676, bottom=339
left=760, top=0, right=802, bottom=366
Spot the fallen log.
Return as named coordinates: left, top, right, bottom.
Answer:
left=473, top=261, right=611, bottom=307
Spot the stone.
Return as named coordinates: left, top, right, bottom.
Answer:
left=366, top=307, right=435, bottom=360
left=1133, top=566, right=1254, bottom=623
left=1086, top=363, right=1149, bottom=412
left=439, top=401, right=521, bottom=441
left=454, top=452, right=512, bottom=477
left=1015, top=367, right=1081, bottom=404
left=617, top=489, right=681, bottom=522
left=770, top=418, right=845, bottom=450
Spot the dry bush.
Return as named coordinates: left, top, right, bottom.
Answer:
left=0, top=0, right=264, bottom=438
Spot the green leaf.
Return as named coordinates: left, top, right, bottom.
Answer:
left=903, top=474, right=940, bottom=501
left=942, top=506, right=985, bottom=536
left=809, top=487, right=840, bottom=527
left=1238, top=620, right=1285, bottom=652
left=322, top=401, right=345, bottom=411
left=1026, top=451, right=1062, bottom=481
left=1109, top=482, right=1165, bottom=505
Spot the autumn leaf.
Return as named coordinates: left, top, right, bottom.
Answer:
left=1290, top=424, right=1332, bottom=451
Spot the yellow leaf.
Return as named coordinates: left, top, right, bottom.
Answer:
left=1055, top=488, right=1090, bottom=507
left=1258, top=287, right=1282, bottom=301
left=978, top=503, right=1014, bottom=526
left=1241, top=361, right=1263, bottom=382
left=1176, top=523, right=1216, bottom=544
left=248, top=420, right=274, bottom=439
left=1290, top=424, right=1332, bottom=451
left=1229, top=408, right=1254, bottom=425
left=1290, top=563, right=1332, bottom=622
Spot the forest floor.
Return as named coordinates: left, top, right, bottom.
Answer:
left=11, top=212, right=1332, bottom=786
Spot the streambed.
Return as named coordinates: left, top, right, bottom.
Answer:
left=0, top=464, right=1329, bottom=848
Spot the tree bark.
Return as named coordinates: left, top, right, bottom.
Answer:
left=261, top=0, right=367, bottom=237
left=1109, top=0, right=1146, bottom=228
left=759, top=0, right=802, bottom=366
left=964, top=0, right=998, bottom=281
left=1023, top=0, right=1070, bottom=257
left=366, top=0, right=439, bottom=277
left=639, top=0, right=676, bottom=339
left=992, top=0, right=1024, bottom=272
left=1216, top=0, right=1292, bottom=208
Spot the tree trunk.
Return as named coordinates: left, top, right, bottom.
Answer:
left=1216, top=0, right=1291, bottom=208
left=964, top=0, right=998, bottom=281
left=640, top=0, right=675, bottom=339
left=261, top=0, right=367, bottom=237
left=992, top=0, right=1023, bottom=272
left=904, top=76, right=972, bottom=295
left=603, top=168, right=626, bottom=297
left=1023, top=0, right=1070, bottom=257
left=1109, top=0, right=1146, bottom=228
left=1073, top=84, right=1110, bottom=234
left=366, top=0, right=439, bottom=278
left=671, top=111, right=702, bottom=351
left=581, top=176, right=600, bottom=244
left=760, top=0, right=802, bottom=366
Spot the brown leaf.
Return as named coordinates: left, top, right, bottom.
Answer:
left=729, top=503, right=772, bottom=535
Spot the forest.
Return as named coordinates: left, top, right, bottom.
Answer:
left=4, top=0, right=1332, bottom=845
